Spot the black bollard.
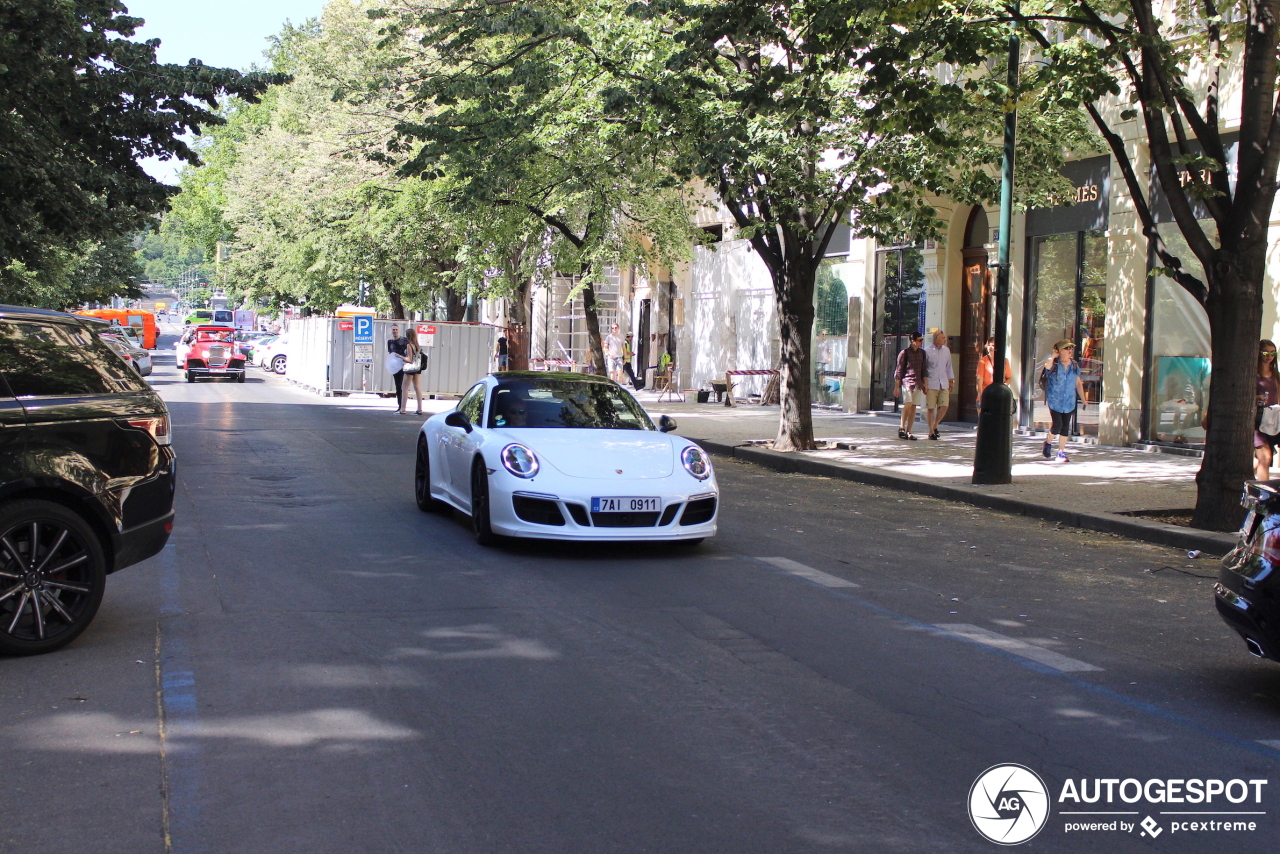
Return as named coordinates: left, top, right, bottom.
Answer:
left=972, top=382, right=1014, bottom=484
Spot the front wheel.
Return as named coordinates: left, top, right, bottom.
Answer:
left=0, top=500, right=107, bottom=656
left=415, top=436, right=447, bottom=513
left=185, top=371, right=195, bottom=383
left=236, top=372, right=245, bottom=383
left=471, top=461, right=498, bottom=547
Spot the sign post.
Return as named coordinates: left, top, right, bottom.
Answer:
left=353, top=314, right=374, bottom=364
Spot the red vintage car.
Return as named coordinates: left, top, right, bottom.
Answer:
left=178, top=325, right=247, bottom=383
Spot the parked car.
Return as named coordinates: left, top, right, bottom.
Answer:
left=0, top=305, right=176, bottom=654
left=255, top=334, right=289, bottom=374
left=100, top=332, right=153, bottom=377
left=415, top=372, right=717, bottom=545
left=176, top=325, right=247, bottom=383
left=1216, top=480, right=1280, bottom=660
left=233, top=330, right=273, bottom=362
left=112, top=325, right=145, bottom=348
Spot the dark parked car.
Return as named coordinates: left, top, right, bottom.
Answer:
left=1216, top=479, right=1280, bottom=660
left=0, top=305, right=176, bottom=655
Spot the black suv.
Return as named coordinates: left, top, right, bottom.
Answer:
left=0, top=306, right=176, bottom=655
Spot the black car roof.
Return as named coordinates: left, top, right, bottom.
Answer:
left=0, top=305, right=90, bottom=323
left=493, top=371, right=617, bottom=385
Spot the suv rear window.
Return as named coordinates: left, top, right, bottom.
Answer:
left=0, top=320, right=147, bottom=396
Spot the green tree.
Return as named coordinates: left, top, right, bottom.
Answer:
left=389, top=0, right=1092, bottom=448
left=1014, top=0, right=1280, bottom=529
left=133, top=222, right=210, bottom=285
left=374, top=0, right=700, bottom=373
left=2, top=236, right=143, bottom=310
left=0, top=0, right=285, bottom=304
left=174, top=3, right=470, bottom=320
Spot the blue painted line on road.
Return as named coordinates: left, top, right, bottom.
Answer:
left=157, top=542, right=206, bottom=854
left=746, top=553, right=1280, bottom=761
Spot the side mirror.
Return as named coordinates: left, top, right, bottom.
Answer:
left=444, top=410, right=473, bottom=433
left=658, top=415, right=678, bottom=433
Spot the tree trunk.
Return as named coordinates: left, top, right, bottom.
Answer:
left=1193, top=246, right=1266, bottom=530
left=509, top=275, right=532, bottom=371
left=444, top=288, right=466, bottom=322
left=773, top=254, right=818, bottom=452
left=385, top=284, right=407, bottom=322
left=581, top=278, right=605, bottom=374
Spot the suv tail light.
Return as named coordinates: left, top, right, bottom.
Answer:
left=124, top=416, right=172, bottom=446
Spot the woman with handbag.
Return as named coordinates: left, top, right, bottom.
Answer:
left=400, top=327, right=426, bottom=415
left=386, top=324, right=407, bottom=414
left=1255, top=340, right=1280, bottom=480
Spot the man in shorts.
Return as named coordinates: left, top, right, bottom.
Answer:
left=604, top=323, right=624, bottom=382
left=923, top=329, right=955, bottom=440
left=894, top=332, right=927, bottom=440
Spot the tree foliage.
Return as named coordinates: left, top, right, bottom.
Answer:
left=172, top=3, right=475, bottom=319
left=392, top=0, right=1092, bottom=447
left=372, top=0, right=701, bottom=371
left=0, top=0, right=285, bottom=305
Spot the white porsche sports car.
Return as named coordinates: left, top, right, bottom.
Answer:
left=415, top=372, right=717, bottom=545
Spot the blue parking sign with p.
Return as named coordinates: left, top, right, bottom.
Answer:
left=353, top=315, right=374, bottom=345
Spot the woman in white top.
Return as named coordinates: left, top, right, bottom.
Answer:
left=400, top=327, right=424, bottom=415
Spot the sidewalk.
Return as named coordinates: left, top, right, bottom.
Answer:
left=633, top=391, right=1237, bottom=555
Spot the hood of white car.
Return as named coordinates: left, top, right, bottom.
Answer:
left=496, top=429, right=676, bottom=479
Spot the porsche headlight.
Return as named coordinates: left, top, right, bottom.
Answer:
left=681, top=445, right=712, bottom=480
left=500, top=443, right=540, bottom=478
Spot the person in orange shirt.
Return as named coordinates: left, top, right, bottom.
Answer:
left=976, top=337, right=1012, bottom=412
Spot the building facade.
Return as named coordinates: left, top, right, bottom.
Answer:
left=665, top=115, right=1280, bottom=450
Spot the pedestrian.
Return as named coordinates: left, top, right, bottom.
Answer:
left=1041, top=338, right=1085, bottom=462
left=923, top=330, right=954, bottom=440
left=976, top=336, right=1012, bottom=411
left=401, top=327, right=425, bottom=415
left=894, top=332, right=927, bottom=440
left=604, top=323, right=624, bottom=382
left=1255, top=339, right=1280, bottom=479
left=386, top=323, right=407, bottom=414
left=495, top=335, right=509, bottom=370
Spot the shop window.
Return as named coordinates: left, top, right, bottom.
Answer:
left=871, top=247, right=926, bottom=410
left=814, top=258, right=852, bottom=404
left=1025, top=230, right=1107, bottom=435
left=1149, top=221, right=1215, bottom=444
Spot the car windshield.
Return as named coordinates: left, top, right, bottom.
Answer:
left=487, top=378, right=654, bottom=430
left=195, top=330, right=234, bottom=344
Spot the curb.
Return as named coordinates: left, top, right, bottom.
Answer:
left=692, top=438, right=1237, bottom=556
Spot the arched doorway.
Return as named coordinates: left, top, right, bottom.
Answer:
left=959, top=206, right=992, bottom=420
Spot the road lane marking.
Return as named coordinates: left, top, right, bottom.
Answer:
left=935, top=623, right=1103, bottom=672
left=758, top=557, right=860, bottom=588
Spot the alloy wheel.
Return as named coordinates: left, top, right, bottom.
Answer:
left=0, top=501, right=106, bottom=655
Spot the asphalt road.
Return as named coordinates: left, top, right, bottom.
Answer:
left=2, top=336, right=1278, bottom=854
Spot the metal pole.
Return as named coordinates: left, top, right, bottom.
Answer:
left=972, top=4, right=1019, bottom=484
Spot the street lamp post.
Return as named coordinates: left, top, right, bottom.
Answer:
left=972, top=6, right=1020, bottom=485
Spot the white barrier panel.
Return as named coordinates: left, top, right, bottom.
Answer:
left=286, top=317, right=498, bottom=397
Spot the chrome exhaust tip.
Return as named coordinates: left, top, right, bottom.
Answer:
left=1246, top=637, right=1265, bottom=658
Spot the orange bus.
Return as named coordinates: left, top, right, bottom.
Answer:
left=73, top=308, right=158, bottom=349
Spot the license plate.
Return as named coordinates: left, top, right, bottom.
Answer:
left=592, top=496, right=659, bottom=513
left=210, top=368, right=226, bottom=373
